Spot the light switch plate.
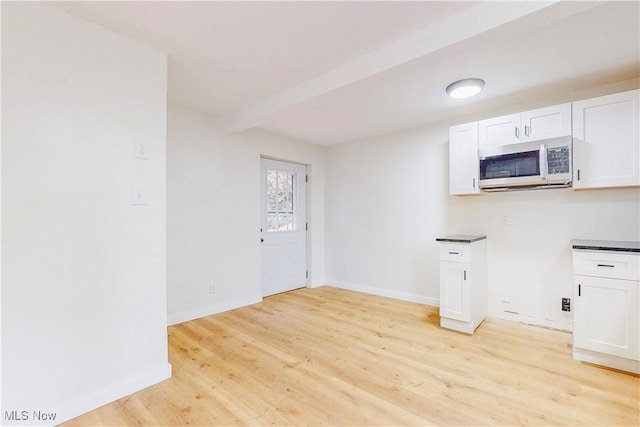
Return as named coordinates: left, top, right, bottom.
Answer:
left=131, top=187, right=147, bottom=205
left=135, top=143, right=149, bottom=159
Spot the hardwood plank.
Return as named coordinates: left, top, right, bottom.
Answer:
left=63, top=286, right=640, bottom=426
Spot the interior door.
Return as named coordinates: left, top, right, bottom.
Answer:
left=260, top=158, right=307, bottom=297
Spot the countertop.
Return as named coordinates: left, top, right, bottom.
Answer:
left=436, top=235, right=487, bottom=243
left=572, top=239, right=640, bottom=253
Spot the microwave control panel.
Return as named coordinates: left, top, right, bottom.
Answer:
left=547, top=147, right=571, bottom=175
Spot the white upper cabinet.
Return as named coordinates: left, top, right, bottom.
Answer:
left=450, top=90, right=638, bottom=194
left=479, top=103, right=571, bottom=148
left=521, top=103, right=572, bottom=142
left=572, top=89, right=640, bottom=189
left=478, top=113, right=521, bottom=148
left=449, top=122, right=480, bottom=195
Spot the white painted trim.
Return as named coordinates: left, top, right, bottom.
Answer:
left=325, top=282, right=572, bottom=332
left=168, top=294, right=262, bottom=326
left=53, top=363, right=171, bottom=425
left=573, top=347, right=640, bottom=374
left=326, top=280, right=438, bottom=307
left=217, top=1, right=602, bottom=133
left=307, top=280, right=325, bottom=289
left=492, top=309, right=572, bottom=332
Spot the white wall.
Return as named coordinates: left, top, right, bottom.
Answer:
left=325, top=87, right=640, bottom=330
left=0, top=1, right=4, bottom=414
left=167, top=104, right=325, bottom=325
left=1, top=3, right=170, bottom=425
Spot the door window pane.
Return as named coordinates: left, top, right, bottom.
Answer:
left=266, top=171, right=277, bottom=211
left=266, top=169, right=297, bottom=232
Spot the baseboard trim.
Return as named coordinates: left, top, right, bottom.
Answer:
left=574, top=347, right=640, bottom=374
left=53, top=363, right=171, bottom=425
left=492, top=309, right=572, bottom=333
left=307, top=280, right=325, bottom=289
left=168, top=294, right=263, bottom=326
left=326, top=280, right=438, bottom=307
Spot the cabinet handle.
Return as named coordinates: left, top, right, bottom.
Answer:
left=473, top=178, right=476, bottom=189
left=525, top=125, right=530, bottom=137
left=596, top=264, right=615, bottom=268
left=577, top=169, right=581, bottom=181
left=449, top=251, right=459, bottom=255
left=464, top=270, right=467, bottom=281
left=515, top=127, right=520, bottom=139
left=578, top=284, right=581, bottom=296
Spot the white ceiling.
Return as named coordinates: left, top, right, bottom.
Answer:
left=51, top=1, right=639, bottom=146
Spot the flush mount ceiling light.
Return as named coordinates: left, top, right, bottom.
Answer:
left=446, top=78, right=485, bottom=99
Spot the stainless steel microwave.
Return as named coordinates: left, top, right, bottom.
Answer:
left=479, top=137, right=572, bottom=190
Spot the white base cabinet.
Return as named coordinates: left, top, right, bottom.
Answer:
left=437, top=236, right=487, bottom=334
left=572, top=241, right=640, bottom=374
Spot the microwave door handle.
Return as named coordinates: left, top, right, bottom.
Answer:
left=539, top=144, right=548, bottom=179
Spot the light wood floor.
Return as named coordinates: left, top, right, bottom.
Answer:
left=64, top=286, right=639, bottom=426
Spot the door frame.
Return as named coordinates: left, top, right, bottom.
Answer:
left=259, top=155, right=310, bottom=295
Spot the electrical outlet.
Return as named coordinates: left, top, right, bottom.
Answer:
left=562, top=297, right=571, bottom=312
left=209, top=284, right=216, bottom=294
left=502, top=290, right=511, bottom=303
left=131, top=187, right=147, bottom=205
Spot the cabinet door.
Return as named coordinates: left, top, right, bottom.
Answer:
left=573, top=275, right=639, bottom=360
left=572, top=89, right=639, bottom=189
left=449, top=122, right=480, bottom=195
left=478, top=113, right=521, bottom=148
left=440, top=261, right=471, bottom=322
left=521, top=103, right=571, bottom=141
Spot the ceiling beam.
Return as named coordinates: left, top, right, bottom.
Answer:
left=216, top=1, right=563, bottom=134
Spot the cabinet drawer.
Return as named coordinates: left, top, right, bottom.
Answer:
left=573, top=250, right=640, bottom=280
left=440, top=243, right=472, bottom=263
